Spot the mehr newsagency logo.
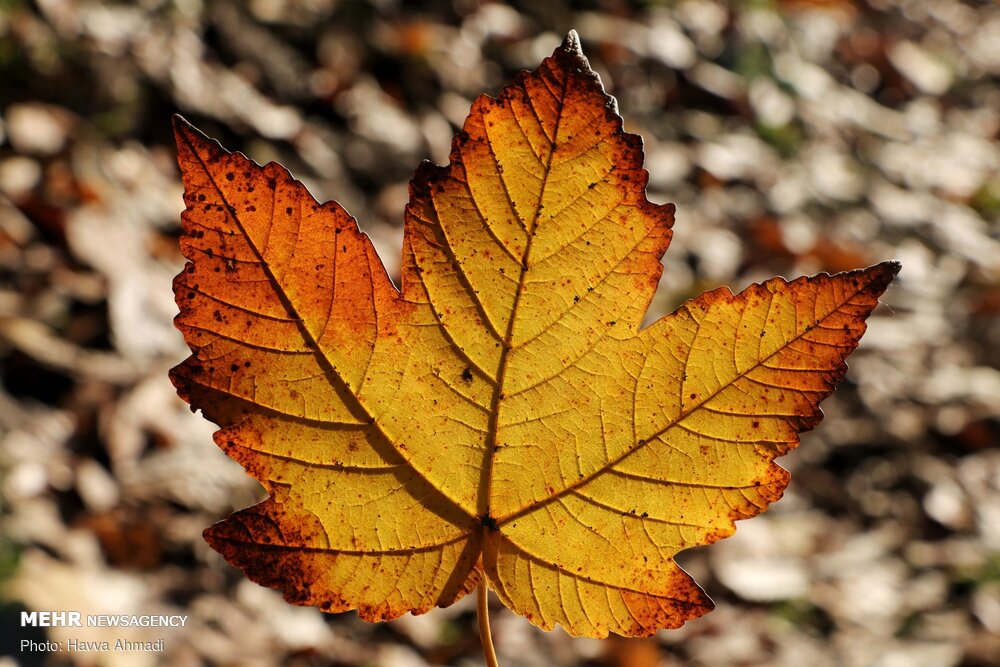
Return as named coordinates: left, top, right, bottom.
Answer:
left=20, top=611, right=188, bottom=653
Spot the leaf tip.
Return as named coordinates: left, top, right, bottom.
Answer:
left=202, top=517, right=239, bottom=555
left=562, top=29, right=582, bottom=55
left=171, top=115, right=223, bottom=163
left=867, top=259, right=902, bottom=293
left=172, top=114, right=197, bottom=142
left=201, top=522, right=219, bottom=547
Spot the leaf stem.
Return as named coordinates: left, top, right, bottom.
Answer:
left=477, top=581, right=500, bottom=667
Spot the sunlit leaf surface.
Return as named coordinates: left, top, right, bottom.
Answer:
left=172, top=32, right=898, bottom=637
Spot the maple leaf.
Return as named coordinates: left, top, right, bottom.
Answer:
left=172, top=31, right=898, bottom=639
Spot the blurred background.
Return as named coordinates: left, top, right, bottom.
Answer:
left=0, top=0, right=998, bottom=665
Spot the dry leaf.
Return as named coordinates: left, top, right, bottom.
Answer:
left=171, top=32, right=898, bottom=638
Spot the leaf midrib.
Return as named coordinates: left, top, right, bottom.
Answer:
left=479, top=58, right=571, bottom=520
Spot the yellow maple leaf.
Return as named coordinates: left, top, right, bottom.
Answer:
left=172, top=31, right=898, bottom=640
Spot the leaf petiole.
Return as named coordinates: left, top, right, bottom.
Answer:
left=477, top=581, right=500, bottom=667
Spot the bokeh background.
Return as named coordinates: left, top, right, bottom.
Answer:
left=1, top=0, right=998, bottom=665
